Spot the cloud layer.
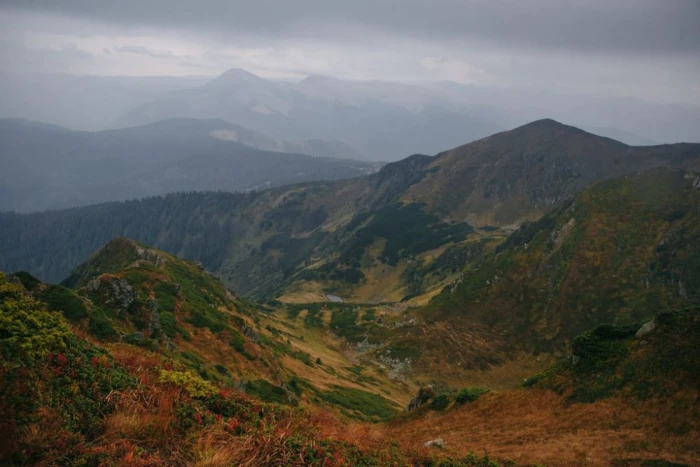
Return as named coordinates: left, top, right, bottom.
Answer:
left=1, top=1, right=699, bottom=105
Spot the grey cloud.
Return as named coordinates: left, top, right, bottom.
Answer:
left=116, top=45, right=176, bottom=59
left=3, top=0, right=699, bottom=56
left=0, top=41, right=95, bottom=73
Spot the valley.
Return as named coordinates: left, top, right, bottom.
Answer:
left=3, top=2, right=699, bottom=464
left=1, top=120, right=699, bottom=466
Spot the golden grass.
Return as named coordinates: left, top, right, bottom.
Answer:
left=264, top=315, right=415, bottom=407
left=382, top=389, right=700, bottom=466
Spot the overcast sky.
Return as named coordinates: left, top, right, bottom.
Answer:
left=1, top=0, right=699, bottom=105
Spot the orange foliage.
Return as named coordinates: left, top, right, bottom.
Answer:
left=382, top=389, right=699, bottom=466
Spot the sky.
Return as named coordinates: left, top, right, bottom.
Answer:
left=1, top=0, right=699, bottom=105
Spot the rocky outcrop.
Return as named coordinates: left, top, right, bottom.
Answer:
left=378, top=353, right=412, bottom=381
left=133, top=246, right=167, bottom=268
left=424, top=438, right=444, bottom=448
left=635, top=319, right=656, bottom=338
left=86, top=276, right=135, bottom=313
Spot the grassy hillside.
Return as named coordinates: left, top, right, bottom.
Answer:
left=433, top=169, right=699, bottom=348
left=532, top=307, right=699, bottom=404
left=2, top=168, right=699, bottom=464
left=404, top=119, right=700, bottom=226
left=381, top=308, right=699, bottom=466
left=359, top=169, right=700, bottom=386
left=1, top=272, right=512, bottom=466
left=10, top=238, right=413, bottom=416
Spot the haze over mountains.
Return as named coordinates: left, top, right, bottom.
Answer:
left=2, top=2, right=700, bottom=464
left=3, top=68, right=699, bottom=163
left=0, top=117, right=379, bottom=212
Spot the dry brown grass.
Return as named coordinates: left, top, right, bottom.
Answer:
left=382, top=389, right=700, bottom=466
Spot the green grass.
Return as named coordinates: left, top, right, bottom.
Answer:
left=36, top=284, right=89, bottom=322
left=245, top=379, right=289, bottom=404
left=88, top=307, right=118, bottom=340
left=534, top=308, right=700, bottom=405
left=158, top=310, right=177, bottom=338
left=384, top=341, right=422, bottom=361
left=154, top=281, right=179, bottom=313
left=230, top=330, right=246, bottom=352
left=318, top=386, right=397, bottom=422
left=342, top=203, right=473, bottom=267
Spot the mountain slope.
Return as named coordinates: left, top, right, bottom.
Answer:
left=10, top=238, right=413, bottom=412
left=0, top=118, right=378, bottom=212
left=403, top=119, right=700, bottom=226
left=0, top=270, right=485, bottom=466
left=392, top=168, right=700, bottom=382
left=263, top=167, right=700, bottom=390
left=2, top=120, right=699, bottom=298
left=381, top=307, right=699, bottom=466
left=3, top=120, right=699, bottom=304
left=14, top=237, right=285, bottom=387
left=0, top=71, right=209, bottom=131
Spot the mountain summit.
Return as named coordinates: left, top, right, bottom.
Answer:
left=203, top=68, right=271, bottom=90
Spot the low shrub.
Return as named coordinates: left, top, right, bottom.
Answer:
left=159, top=369, right=218, bottom=398
left=430, top=394, right=451, bottom=411
left=455, top=387, right=489, bottom=405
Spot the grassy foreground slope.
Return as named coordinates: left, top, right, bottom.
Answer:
left=1, top=272, right=516, bottom=466
left=383, top=308, right=699, bottom=466
left=11, top=238, right=414, bottom=419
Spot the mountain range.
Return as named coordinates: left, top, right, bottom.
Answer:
left=2, top=115, right=699, bottom=465
left=111, top=69, right=504, bottom=161
left=2, top=119, right=698, bottom=298
left=5, top=69, right=698, bottom=164
left=0, top=118, right=379, bottom=212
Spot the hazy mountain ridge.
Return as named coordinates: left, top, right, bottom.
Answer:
left=111, top=68, right=504, bottom=161
left=3, top=69, right=699, bottom=164
left=0, top=70, right=211, bottom=131
left=0, top=118, right=379, bottom=212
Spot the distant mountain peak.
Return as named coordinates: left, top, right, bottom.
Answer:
left=515, top=118, right=570, bottom=131
left=299, top=74, right=342, bottom=86
left=204, top=68, right=267, bottom=88
left=503, top=118, right=622, bottom=143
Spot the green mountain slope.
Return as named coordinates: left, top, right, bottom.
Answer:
left=385, top=168, right=700, bottom=382
left=2, top=120, right=699, bottom=303
left=403, top=119, right=700, bottom=227
left=531, top=307, right=700, bottom=405
left=13, top=238, right=285, bottom=387
left=8, top=238, right=411, bottom=414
